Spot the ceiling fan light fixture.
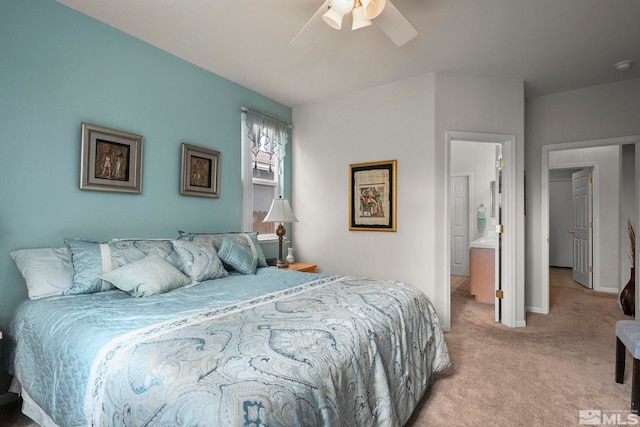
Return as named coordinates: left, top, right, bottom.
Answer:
left=330, top=0, right=355, bottom=15
left=352, top=5, right=372, bottom=30
left=322, top=7, right=344, bottom=30
left=361, top=0, right=386, bottom=19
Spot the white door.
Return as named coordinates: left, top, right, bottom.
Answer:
left=571, top=168, right=593, bottom=288
left=450, top=175, right=469, bottom=276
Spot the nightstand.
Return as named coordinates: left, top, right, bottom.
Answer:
left=282, top=262, right=317, bottom=273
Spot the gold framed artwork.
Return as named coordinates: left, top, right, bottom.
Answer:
left=349, top=160, right=397, bottom=232
left=79, top=123, right=143, bottom=194
left=180, top=143, right=220, bottom=198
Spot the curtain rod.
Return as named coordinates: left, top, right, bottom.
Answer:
left=241, top=106, right=292, bottom=129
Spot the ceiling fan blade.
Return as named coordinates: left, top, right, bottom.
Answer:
left=374, top=0, right=417, bottom=46
left=291, top=0, right=331, bottom=47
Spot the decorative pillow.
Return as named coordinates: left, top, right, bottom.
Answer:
left=171, top=240, right=228, bottom=282
left=217, top=237, right=258, bottom=275
left=109, top=238, right=182, bottom=269
left=10, top=247, right=74, bottom=299
left=178, top=231, right=267, bottom=269
left=98, top=254, right=192, bottom=298
left=63, top=238, right=182, bottom=295
left=63, top=238, right=111, bottom=295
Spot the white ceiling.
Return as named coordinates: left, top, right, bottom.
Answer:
left=57, top=0, right=640, bottom=107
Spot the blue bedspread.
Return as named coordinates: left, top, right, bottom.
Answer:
left=9, top=268, right=449, bottom=426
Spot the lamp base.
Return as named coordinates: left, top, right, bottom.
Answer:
left=275, top=224, right=289, bottom=268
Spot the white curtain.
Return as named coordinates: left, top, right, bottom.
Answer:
left=243, top=108, right=290, bottom=174
left=240, top=108, right=291, bottom=233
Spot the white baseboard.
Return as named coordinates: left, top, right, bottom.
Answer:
left=596, top=286, right=618, bottom=294
left=526, top=305, right=547, bottom=314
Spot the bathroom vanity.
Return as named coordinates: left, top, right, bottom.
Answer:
left=469, top=237, right=496, bottom=304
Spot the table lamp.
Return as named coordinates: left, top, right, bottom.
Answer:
left=263, top=196, right=298, bottom=268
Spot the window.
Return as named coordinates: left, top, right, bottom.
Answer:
left=252, top=150, right=278, bottom=236
left=241, top=109, right=290, bottom=241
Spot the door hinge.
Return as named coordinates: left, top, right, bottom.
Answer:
left=496, top=224, right=504, bottom=234
left=589, top=266, right=593, bottom=273
left=496, top=289, right=504, bottom=299
left=589, top=177, right=593, bottom=184
left=589, top=222, right=593, bottom=229
left=499, top=158, right=504, bottom=168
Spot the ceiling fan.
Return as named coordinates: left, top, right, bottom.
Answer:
left=291, top=0, right=418, bottom=47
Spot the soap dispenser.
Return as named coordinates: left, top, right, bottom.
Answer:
left=477, top=204, right=487, bottom=232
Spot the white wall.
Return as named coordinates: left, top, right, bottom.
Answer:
left=293, top=71, right=524, bottom=331
left=292, top=72, right=437, bottom=315
left=621, top=144, right=636, bottom=290
left=525, top=77, right=640, bottom=313
left=549, top=146, right=620, bottom=292
left=434, top=72, right=526, bottom=328
left=451, top=141, right=498, bottom=242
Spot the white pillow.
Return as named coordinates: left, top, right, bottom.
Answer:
left=98, top=254, right=192, bottom=298
left=10, top=247, right=74, bottom=299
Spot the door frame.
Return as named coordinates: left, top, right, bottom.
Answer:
left=445, top=131, right=519, bottom=328
left=541, top=136, right=639, bottom=315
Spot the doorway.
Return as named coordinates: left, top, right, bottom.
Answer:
left=541, top=138, right=639, bottom=315
left=549, top=166, right=595, bottom=289
left=446, top=131, right=519, bottom=328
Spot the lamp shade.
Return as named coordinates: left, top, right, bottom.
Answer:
left=361, top=0, right=386, bottom=19
left=351, top=5, right=372, bottom=30
left=322, top=7, right=344, bottom=30
left=263, top=197, right=298, bottom=223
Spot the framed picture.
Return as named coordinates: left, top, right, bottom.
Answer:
left=349, top=160, right=397, bottom=232
left=180, top=143, right=220, bottom=198
left=80, top=123, right=143, bottom=193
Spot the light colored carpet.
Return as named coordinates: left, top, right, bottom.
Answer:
left=406, top=268, right=635, bottom=426
left=2, top=268, right=634, bottom=426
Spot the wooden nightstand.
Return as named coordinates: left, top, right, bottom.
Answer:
left=282, top=262, right=317, bottom=273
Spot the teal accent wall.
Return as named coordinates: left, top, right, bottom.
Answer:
left=0, top=0, right=291, bottom=341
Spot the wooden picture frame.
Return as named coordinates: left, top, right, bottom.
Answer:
left=180, top=143, right=220, bottom=198
left=349, top=160, right=397, bottom=232
left=79, top=123, right=143, bottom=194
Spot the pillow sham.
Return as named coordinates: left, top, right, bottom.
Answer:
left=98, top=254, right=191, bottom=298
left=217, top=237, right=258, bottom=275
left=10, top=247, right=73, bottom=299
left=63, top=238, right=182, bottom=295
left=171, top=240, right=228, bottom=282
left=177, top=231, right=267, bottom=269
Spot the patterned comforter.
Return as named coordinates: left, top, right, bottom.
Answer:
left=9, top=269, right=450, bottom=426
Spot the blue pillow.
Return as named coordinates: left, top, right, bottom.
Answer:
left=64, top=238, right=111, bottom=295
left=98, top=254, right=191, bottom=297
left=177, top=231, right=267, bottom=269
left=217, top=237, right=258, bottom=275
left=63, top=238, right=182, bottom=295
left=171, top=240, right=228, bottom=282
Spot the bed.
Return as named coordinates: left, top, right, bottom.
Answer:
left=7, top=233, right=450, bottom=426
